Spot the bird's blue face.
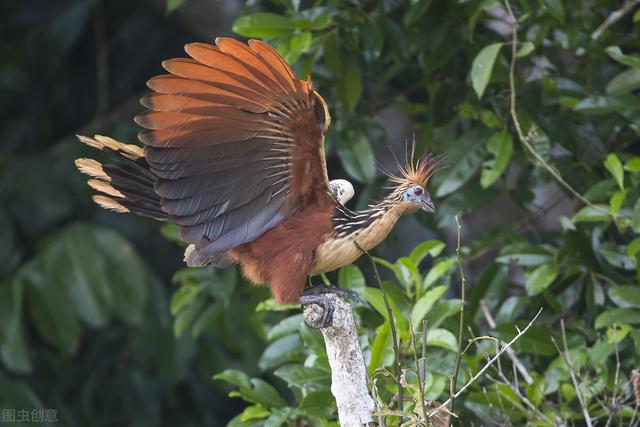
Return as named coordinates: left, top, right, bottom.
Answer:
left=403, top=185, right=435, bottom=213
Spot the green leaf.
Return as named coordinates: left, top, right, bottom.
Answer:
left=541, top=0, right=565, bottom=22
left=337, top=130, right=376, bottom=183
left=259, top=334, right=303, bottom=371
left=232, top=13, right=294, bottom=38
left=625, top=157, right=640, bottom=173
left=0, top=279, right=31, bottom=373
left=274, top=365, right=330, bottom=390
left=525, top=263, right=558, bottom=295
left=434, top=129, right=487, bottom=197
left=0, top=206, right=15, bottom=274
left=404, top=0, right=433, bottom=27
left=609, top=286, right=640, bottom=308
left=604, top=153, right=624, bottom=189
left=369, top=321, right=392, bottom=373
left=166, top=0, right=188, bottom=14
left=43, top=224, right=115, bottom=327
left=480, top=130, right=514, bottom=188
left=363, top=285, right=408, bottom=335
left=516, top=41, right=535, bottom=57
left=22, top=265, right=81, bottom=356
left=285, top=31, right=312, bottom=63
left=609, top=189, right=626, bottom=214
left=409, top=240, right=445, bottom=266
left=470, top=42, right=503, bottom=99
left=595, top=308, right=640, bottom=328
left=496, top=243, right=553, bottom=266
left=240, top=405, right=270, bottom=421
left=606, top=68, right=640, bottom=95
left=606, top=46, right=640, bottom=68
left=426, top=328, right=458, bottom=352
left=214, top=370, right=287, bottom=408
left=634, top=199, right=640, bottom=232
left=338, top=265, right=366, bottom=292
left=422, top=258, right=456, bottom=290
left=267, top=314, right=304, bottom=341
left=339, top=57, right=362, bottom=113
left=572, top=205, right=611, bottom=223
left=411, top=285, right=447, bottom=331
left=628, top=237, right=640, bottom=256
left=572, top=95, right=635, bottom=114
left=599, top=248, right=637, bottom=270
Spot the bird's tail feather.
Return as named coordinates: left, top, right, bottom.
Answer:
left=75, top=134, right=169, bottom=222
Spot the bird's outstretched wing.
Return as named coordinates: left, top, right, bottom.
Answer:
left=78, top=38, right=334, bottom=254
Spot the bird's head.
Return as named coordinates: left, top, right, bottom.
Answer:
left=386, top=146, right=441, bottom=214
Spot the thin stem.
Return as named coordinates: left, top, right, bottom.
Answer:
left=551, top=320, right=593, bottom=427
left=448, top=215, right=466, bottom=426
left=409, top=319, right=429, bottom=424
left=591, top=0, right=640, bottom=40
left=502, top=0, right=615, bottom=218
left=480, top=300, right=533, bottom=385
left=355, top=241, right=403, bottom=426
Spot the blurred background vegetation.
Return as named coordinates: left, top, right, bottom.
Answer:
left=1, top=0, right=640, bottom=425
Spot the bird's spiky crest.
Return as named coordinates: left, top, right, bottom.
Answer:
left=383, top=136, right=443, bottom=188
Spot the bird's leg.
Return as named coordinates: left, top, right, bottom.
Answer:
left=300, top=285, right=359, bottom=328
left=299, top=293, right=335, bottom=328
left=302, top=284, right=359, bottom=301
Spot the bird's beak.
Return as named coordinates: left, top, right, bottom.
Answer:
left=419, top=194, right=436, bottom=213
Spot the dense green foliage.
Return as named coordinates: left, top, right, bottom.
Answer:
left=2, top=0, right=640, bottom=426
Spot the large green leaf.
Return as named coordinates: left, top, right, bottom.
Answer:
left=480, top=130, right=514, bottom=188
left=0, top=279, right=31, bottom=373
left=541, top=0, right=565, bottom=22
left=433, top=129, right=487, bottom=197
left=470, top=42, right=502, bottom=99
left=337, top=130, right=376, bottom=183
left=606, top=68, right=640, bottom=96
left=411, top=285, right=447, bottom=331
left=595, top=308, right=640, bottom=328
left=525, top=263, right=558, bottom=296
left=603, top=153, right=624, bottom=190
left=22, top=264, right=81, bottom=356
left=606, top=46, right=640, bottom=68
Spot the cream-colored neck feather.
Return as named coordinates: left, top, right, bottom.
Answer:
left=310, top=200, right=416, bottom=275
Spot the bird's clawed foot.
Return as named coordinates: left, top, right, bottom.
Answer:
left=300, top=285, right=359, bottom=328
left=300, top=294, right=335, bottom=328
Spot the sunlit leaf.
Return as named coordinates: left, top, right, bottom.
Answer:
left=604, top=153, right=624, bottom=189
left=470, top=42, right=503, bottom=99
left=606, top=68, right=640, bottom=95
left=411, top=285, right=447, bottom=331
left=525, top=263, right=558, bottom=295
left=233, top=13, right=294, bottom=38
left=595, top=308, right=640, bottom=328
left=480, top=131, right=513, bottom=188
left=541, top=0, right=565, bottom=22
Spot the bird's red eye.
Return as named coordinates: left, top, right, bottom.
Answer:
left=414, top=187, right=423, bottom=196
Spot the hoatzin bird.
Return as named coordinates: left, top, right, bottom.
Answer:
left=75, top=38, right=439, bottom=325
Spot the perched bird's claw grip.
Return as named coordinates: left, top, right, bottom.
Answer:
left=300, top=294, right=334, bottom=328
left=302, top=284, right=360, bottom=302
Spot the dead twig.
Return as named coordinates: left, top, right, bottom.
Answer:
left=550, top=320, right=593, bottom=427
left=432, top=308, right=543, bottom=417
left=591, top=0, right=640, bottom=40
left=480, top=300, right=533, bottom=385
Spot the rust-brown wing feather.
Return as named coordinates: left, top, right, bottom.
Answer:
left=81, top=38, right=334, bottom=257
